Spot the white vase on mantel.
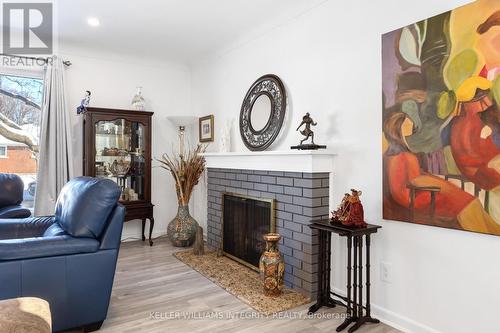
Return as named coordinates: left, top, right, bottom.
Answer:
left=219, top=119, right=233, bottom=153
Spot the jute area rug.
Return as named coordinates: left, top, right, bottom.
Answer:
left=174, top=250, right=310, bottom=315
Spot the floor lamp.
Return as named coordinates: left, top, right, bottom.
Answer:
left=166, top=116, right=197, bottom=159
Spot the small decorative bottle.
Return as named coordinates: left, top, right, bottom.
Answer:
left=259, top=233, right=285, bottom=296
left=131, top=86, right=146, bottom=111
left=219, top=119, right=233, bottom=153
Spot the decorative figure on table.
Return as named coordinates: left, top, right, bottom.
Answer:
left=331, top=189, right=367, bottom=228
left=76, top=90, right=91, bottom=114
left=291, top=112, right=327, bottom=150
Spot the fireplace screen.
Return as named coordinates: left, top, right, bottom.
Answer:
left=223, top=193, right=275, bottom=270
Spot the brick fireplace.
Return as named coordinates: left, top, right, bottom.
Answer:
left=202, top=151, right=335, bottom=299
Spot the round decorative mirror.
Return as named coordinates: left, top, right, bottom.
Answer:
left=239, top=74, right=286, bottom=151
left=250, top=94, right=272, bottom=132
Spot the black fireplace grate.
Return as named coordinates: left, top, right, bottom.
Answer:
left=222, top=193, right=275, bottom=269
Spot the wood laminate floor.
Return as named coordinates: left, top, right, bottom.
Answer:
left=96, top=240, right=401, bottom=333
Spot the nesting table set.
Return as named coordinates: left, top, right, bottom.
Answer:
left=308, top=219, right=381, bottom=333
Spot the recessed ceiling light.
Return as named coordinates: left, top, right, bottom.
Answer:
left=87, top=17, right=100, bottom=27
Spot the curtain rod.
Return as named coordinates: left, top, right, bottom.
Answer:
left=0, top=54, right=72, bottom=66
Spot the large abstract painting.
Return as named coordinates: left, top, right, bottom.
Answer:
left=382, top=0, right=500, bottom=235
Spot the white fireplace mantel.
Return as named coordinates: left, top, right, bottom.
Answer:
left=200, top=150, right=336, bottom=173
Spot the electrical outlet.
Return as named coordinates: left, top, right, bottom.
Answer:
left=380, top=261, right=392, bottom=283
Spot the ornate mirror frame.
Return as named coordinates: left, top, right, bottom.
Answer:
left=239, top=74, right=287, bottom=151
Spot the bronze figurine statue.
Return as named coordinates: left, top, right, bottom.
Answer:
left=297, top=113, right=317, bottom=145
left=291, top=112, right=326, bottom=150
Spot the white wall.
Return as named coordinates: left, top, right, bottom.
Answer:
left=188, top=1, right=500, bottom=332
left=61, top=48, right=191, bottom=240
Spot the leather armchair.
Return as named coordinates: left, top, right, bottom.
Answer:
left=0, top=174, right=31, bottom=219
left=0, top=177, right=125, bottom=332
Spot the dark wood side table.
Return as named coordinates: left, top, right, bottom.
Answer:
left=308, top=219, right=381, bottom=333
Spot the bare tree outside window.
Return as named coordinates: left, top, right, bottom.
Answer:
left=0, top=73, right=43, bottom=208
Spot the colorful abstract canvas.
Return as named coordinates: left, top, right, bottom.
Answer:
left=382, top=0, right=500, bottom=235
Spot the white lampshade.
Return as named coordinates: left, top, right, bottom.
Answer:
left=166, top=116, right=197, bottom=158
left=166, top=116, right=197, bottom=128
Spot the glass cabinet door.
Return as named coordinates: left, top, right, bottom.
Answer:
left=94, top=118, right=146, bottom=202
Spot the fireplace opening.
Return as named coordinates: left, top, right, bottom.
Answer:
left=222, top=193, right=275, bottom=270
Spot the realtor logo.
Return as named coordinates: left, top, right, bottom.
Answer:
left=2, top=2, right=53, bottom=54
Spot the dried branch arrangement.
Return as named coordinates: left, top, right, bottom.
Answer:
left=158, top=144, right=206, bottom=205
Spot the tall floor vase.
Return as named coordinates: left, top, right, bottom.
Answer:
left=167, top=205, right=198, bottom=247
left=259, top=233, right=285, bottom=296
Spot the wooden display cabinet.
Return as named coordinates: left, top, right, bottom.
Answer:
left=82, top=107, right=155, bottom=246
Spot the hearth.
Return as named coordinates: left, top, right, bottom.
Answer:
left=222, top=193, right=275, bottom=270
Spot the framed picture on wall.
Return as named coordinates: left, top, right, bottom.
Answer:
left=199, top=115, right=214, bottom=142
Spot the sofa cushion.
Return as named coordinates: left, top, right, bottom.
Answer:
left=0, top=174, right=24, bottom=206
left=0, top=216, right=55, bottom=240
left=55, top=177, right=121, bottom=238
left=0, top=235, right=100, bottom=261
left=43, top=224, right=66, bottom=237
left=0, top=205, right=31, bottom=219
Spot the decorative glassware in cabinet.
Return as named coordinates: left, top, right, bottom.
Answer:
left=94, top=119, right=146, bottom=202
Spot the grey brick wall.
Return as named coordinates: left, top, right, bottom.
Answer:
left=206, top=167, right=330, bottom=299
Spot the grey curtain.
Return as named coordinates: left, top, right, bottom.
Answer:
left=34, top=56, right=74, bottom=216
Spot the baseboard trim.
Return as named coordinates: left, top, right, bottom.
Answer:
left=331, top=287, right=442, bottom=333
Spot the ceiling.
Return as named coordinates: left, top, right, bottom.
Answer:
left=56, top=0, right=327, bottom=64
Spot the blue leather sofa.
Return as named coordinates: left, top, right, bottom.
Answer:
left=0, top=177, right=125, bottom=332
left=0, top=173, right=31, bottom=218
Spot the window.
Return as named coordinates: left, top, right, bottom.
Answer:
left=0, top=72, right=43, bottom=209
